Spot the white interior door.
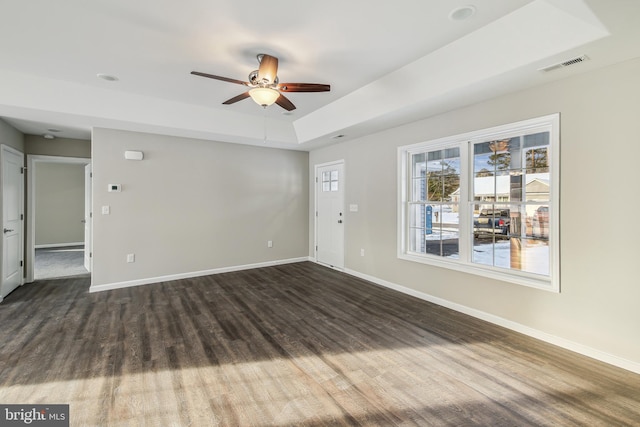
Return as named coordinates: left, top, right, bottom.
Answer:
left=1, top=145, right=24, bottom=301
left=316, top=162, right=345, bottom=269
left=83, top=163, right=92, bottom=272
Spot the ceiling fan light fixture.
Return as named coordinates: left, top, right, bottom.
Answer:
left=249, top=87, right=280, bottom=107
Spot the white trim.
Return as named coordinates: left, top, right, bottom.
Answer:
left=27, top=155, right=90, bottom=165
left=0, top=144, right=24, bottom=157
left=1, top=144, right=25, bottom=292
left=89, top=257, right=309, bottom=293
left=341, top=266, right=640, bottom=375
left=26, top=155, right=91, bottom=283
left=35, top=242, right=84, bottom=249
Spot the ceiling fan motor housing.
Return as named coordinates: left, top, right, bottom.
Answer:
left=249, top=70, right=278, bottom=87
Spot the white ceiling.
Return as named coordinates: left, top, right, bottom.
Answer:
left=1, top=0, right=639, bottom=150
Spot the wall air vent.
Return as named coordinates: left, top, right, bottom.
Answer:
left=538, top=55, right=589, bottom=72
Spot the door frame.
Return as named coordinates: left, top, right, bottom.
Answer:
left=83, top=163, right=92, bottom=272
left=1, top=144, right=25, bottom=301
left=26, top=155, right=91, bottom=283
left=314, top=159, right=345, bottom=268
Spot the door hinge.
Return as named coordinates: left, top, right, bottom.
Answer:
left=90, top=172, right=93, bottom=178
left=90, top=212, right=93, bottom=218
left=20, top=214, right=23, bottom=220
left=20, top=260, right=23, bottom=267
left=316, top=211, right=318, bottom=217
left=20, top=167, right=26, bottom=174
left=90, top=252, right=92, bottom=258
left=315, top=177, right=318, bottom=183
left=315, top=246, right=318, bottom=251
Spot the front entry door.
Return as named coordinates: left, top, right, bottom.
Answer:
left=1, top=145, right=24, bottom=301
left=316, top=162, right=344, bottom=269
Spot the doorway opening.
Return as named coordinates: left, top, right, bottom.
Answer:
left=35, top=245, right=87, bottom=280
left=26, top=155, right=91, bottom=282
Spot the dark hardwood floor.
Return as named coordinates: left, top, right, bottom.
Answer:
left=1, top=262, right=639, bottom=426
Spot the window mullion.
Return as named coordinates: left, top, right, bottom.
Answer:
left=458, top=140, right=471, bottom=263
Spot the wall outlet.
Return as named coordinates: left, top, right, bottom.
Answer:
left=126, top=253, right=135, bottom=263
left=267, top=240, right=273, bottom=248
left=360, top=248, right=365, bottom=257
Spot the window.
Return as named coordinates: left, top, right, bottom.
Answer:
left=398, top=114, right=559, bottom=291
left=409, top=147, right=461, bottom=258
left=322, top=169, right=339, bottom=192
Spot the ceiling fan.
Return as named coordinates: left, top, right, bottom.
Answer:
left=191, top=54, right=330, bottom=111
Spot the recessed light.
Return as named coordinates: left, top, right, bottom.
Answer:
left=449, top=5, right=476, bottom=21
left=97, top=73, right=119, bottom=82
left=43, top=134, right=55, bottom=140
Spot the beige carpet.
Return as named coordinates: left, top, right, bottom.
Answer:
left=34, top=245, right=89, bottom=280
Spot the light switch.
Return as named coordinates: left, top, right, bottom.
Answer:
left=349, top=204, right=359, bottom=212
left=102, top=206, right=110, bottom=215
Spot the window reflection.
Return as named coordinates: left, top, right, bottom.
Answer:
left=471, top=131, right=551, bottom=275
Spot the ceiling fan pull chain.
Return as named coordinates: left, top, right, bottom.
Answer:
left=263, top=107, right=268, bottom=143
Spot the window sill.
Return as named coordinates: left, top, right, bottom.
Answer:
left=398, top=251, right=559, bottom=293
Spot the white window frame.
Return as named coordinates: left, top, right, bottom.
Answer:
left=397, top=114, right=560, bottom=292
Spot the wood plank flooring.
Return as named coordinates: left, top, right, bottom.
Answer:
left=1, top=261, right=639, bottom=426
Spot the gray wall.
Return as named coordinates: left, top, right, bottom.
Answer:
left=25, top=135, right=90, bottom=158
left=309, top=58, right=640, bottom=366
left=0, top=119, right=24, bottom=152
left=91, top=128, right=309, bottom=286
left=34, top=162, right=85, bottom=246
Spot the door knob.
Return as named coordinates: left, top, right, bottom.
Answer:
left=338, top=220, right=343, bottom=224
left=3, top=228, right=14, bottom=234
left=81, top=219, right=86, bottom=224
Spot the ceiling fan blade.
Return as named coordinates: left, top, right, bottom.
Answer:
left=257, top=54, right=278, bottom=84
left=222, top=92, right=251, bottom=105
left=278, top=83, right=331, bottom=92
left=275, top=93, right=296, bottom=111
left=191, top=71, right=249, bottom=86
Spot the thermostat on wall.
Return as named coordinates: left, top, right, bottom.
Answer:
left=108, top=184, right=122, bottom=192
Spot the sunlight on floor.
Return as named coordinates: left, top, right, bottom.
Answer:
left=0, top=345, right=566, bottom=426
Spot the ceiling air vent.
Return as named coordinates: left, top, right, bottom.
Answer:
left=538, top=55, right=589, bottom=73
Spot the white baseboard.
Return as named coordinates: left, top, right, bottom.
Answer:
left=89, top=257, right=309, bottom=293
left=341, top=266, right=640, bottom=375
left=35, top=242, right=84, bottom=249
